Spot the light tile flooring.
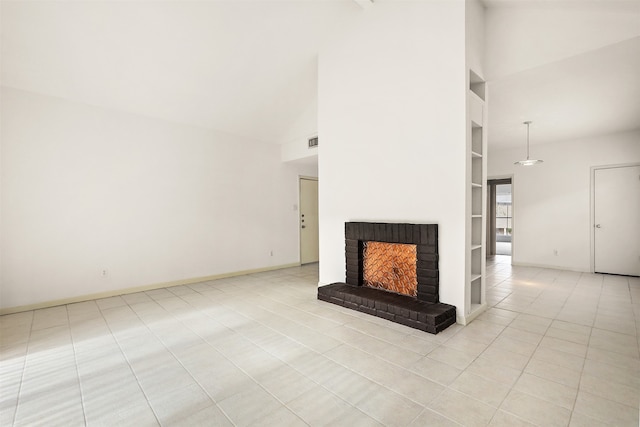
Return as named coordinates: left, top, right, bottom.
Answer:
left=1, top=256, right=639, bottom=426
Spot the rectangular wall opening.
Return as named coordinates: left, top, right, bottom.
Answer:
left=487, top=178, right=512, bottom=257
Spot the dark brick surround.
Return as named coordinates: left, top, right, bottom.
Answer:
left=317, top=222, right=456, bottom=334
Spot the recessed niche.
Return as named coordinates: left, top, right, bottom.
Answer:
left=471, top=216, right=482, bottom=246
left=471, top=248, right=482, bottom=276
left=470, top=277, right=481, bottom=305
left=472, top=157, right=483, bottom=185
left=470, top=70, right=485, bottom=101
left=472, top=125, right=483, bottom=155
left=472, top=188, right=482, bottom=216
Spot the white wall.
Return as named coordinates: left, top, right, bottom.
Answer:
left=465, top=0, right=485, bottom=78
left=280, top=71, right=318, bottom=163
left=1, top=87, right=313, bottom=310
left=318, top=0, right=468, bottom=313
left=488, top=129, right=640, bottom=271
left=281, top=133, right=318, bottom=163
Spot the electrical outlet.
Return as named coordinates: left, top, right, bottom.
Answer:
left=553, top=249, right=558, bottom=256
left=102, top=269, right=108, bottom=277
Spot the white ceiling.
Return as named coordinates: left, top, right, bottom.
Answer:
left=2, top=0, right=639, bottom=149
left=488, top=36, right=640, bottom=148
left=484, top=0, right=640, bottom=149
left=0, top=0, right=359, bottom=143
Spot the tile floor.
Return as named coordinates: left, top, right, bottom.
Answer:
left=1, top=256, right=639, bottom=426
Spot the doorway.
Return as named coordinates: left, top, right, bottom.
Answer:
left=593, top=165, right=640, bottom=276
left=487, top=178, right=513, bottom=257
left=299, top=177, right=319, bottom=264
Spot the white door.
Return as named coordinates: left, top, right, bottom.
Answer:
left=594, top=165, right=640, bottom=276
left=300, top=178, right=319, bottom=264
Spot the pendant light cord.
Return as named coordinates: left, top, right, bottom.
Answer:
left=526, top=122, right=530, bottom=160
left=515, top=120, right=542, bottom=166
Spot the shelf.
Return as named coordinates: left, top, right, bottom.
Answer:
left=472, top=183, right=482, bottom=213
left=468, top=68, right=486, bottom=324
left=469, top=90, right=484, bottom=103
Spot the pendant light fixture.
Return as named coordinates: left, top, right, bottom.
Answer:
left=514, top=121, right=543, bottom=166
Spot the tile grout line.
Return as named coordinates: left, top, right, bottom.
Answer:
left=96, top=300, right=164, bottom=427
left=178, top=279, right=431, bottom=425
left=9, top=311, right=34, bottom=427
left=4, top=263, right=636, bottom=427
left=65, top=306, right=88, bottom=426
left=311, top=270, right=499, bottom=424
left=474, top=314, right=520, bottom=426
left=127, top=293, right=240, bottom=427
left=181, top=284, right=374, bottom=426
left=571, top=274, right=640, bottom=424
left=486, top=263, right=581, bottom=425
left=255, top=311, right=442, bottom=423
left=156, top=284, right=310, bottom=426
left=567, top=315, right=595, bottom=427
left=500, top=272, right=593, bottom=422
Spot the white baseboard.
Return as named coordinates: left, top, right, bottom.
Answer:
left=510, top=261, right=588, bottom=273
left=457, top=303, right=487, bottom=326
left=0, top=262, right=301, bottom=315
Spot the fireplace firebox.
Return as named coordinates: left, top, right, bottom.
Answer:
left=363, top=241, right=417, bottom=297
left=318, top=222, right=456, bottom=334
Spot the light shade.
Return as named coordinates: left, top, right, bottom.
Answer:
left=514, top=158, right=543, bottom=166
left=514, top=121, right=543, bottom=166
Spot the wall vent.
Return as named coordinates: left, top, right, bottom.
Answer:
left=308, top=136, right=318, bottom=148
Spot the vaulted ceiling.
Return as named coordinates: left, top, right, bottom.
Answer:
left=1, top=1, right=359, bottom=143
left=2, top=0, right=639, bottom=149
left=484, top=0, right=640, bottom=149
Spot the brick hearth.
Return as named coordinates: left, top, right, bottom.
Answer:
left=317, top=283, right=456, bottom=334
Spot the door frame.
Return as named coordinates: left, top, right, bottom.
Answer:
left=590, top=162, right=640, bottom=273
left=487, top=175, right=515, bottom=260
left=299, top=176, right=319, bottom=265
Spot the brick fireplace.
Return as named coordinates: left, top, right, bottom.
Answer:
left=318, top=222, right=456, bottom=334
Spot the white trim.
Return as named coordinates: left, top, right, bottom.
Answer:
left=457, top=302, right=487, bottom=325
left=0, top=263, right=301, bottom=315
left=510, top=260, right=587, bottom=273
left=487, top=174, right=514, bottom=262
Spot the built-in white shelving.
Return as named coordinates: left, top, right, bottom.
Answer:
left=465, top=69, right=487, bottom=324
